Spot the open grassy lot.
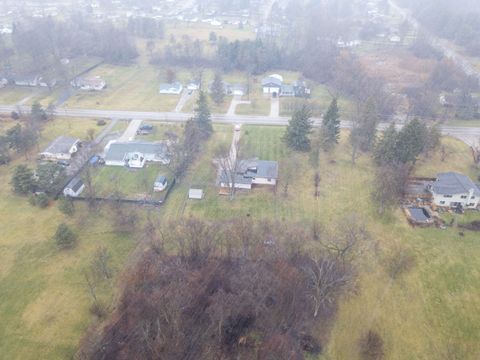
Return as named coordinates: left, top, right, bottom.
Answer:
left=0, top=86, right=37, bottom=105
left=86, top=163, right=173, bottom=202
left=160, top=125, right=480, bottom=359
left=0, top=124, right=136, bottom=359
left=63, top=64, right=180, bottom=112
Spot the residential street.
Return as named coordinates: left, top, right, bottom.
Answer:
left=1, top=105, right=479, bottom=145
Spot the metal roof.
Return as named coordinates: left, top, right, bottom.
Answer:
left=432, top=172, right=480, bottom=196
left=261, top=76, right=282, bottom=87
left=66, top=178, right=84, bottom=192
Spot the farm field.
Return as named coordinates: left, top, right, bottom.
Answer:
left=160, top=124, right=480, bottom=359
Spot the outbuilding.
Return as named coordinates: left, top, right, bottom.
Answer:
left=63, top=178, right=85, bottom=197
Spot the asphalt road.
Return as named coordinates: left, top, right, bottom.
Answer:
left=1, top=105, right=479, bottom=145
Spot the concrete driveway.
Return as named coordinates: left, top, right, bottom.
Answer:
left=175, top=90, right=193, bottom=113
left=119, top=119, right=142, bottom=142
left=227, top=95, right=251, bottom=116
left=269, top=96, right=279, bottom=118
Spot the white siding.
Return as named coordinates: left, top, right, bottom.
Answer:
left=432, top=191, right=479, bottom=209
left=252, top=177, right=277, bottom=186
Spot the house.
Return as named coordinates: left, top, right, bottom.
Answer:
left=261, top=74, right=283, bottom=95
left=40, top=136, right=80, bottom=161
left=15, top=75, right=40, bottom=87
left=293, top=80, right=311, bottom=98
left=63, top=178, right=85, bottom=197
left=280, top=84, right=295, bottom=97
left=153, top=175, right=168, bottom=192
left=159, top=82, right=183, bottom=94
left=219, top=159, right=279, bottom=190
left=0, top=77, right=7, bottom=88
left=187, top=80, right=200, bottom=91
left=104, top=141, right=170, bottom=168
left=189, top=188, right=204, bottom=199
left=71, top=76, right=106, bottom=91
left=231, top=83, right=247, bottom=96
left=428, top=172, right=480, bottom=209
left=208, top=80, right=233, bottom=95
left=39, top=77, right=57, bottom=88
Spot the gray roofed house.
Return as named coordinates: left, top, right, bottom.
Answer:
left=104, top=141, right=170, bottom=168
left=219, top=159, right=279, bottom=190
left=40, top=136, right=80, bottom=161
left=280, top=84, right=295, bottom=97
left=159, top=82, right=183, bottom=94
left=261, top=76, right=282, bottom=88
left=429, top=172, right=480, bottom=209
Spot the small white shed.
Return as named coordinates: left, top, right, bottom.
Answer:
left=189, top=188, right=204, bottom=200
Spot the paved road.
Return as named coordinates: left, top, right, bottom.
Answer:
left=1, top=104, right=479, bottom=144
left=389, top=0, right=480, bottom=82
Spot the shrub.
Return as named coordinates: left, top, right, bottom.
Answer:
left=359, top=330, right=384, bottom=360
left=385, top=248, right=415, bottom=279
left=96, top=119, right=106, bottom=126
left=58, top=196, right=75, bottom=216
left=90, top=302, right=108, bottom=319
left=35, top=193, right=49, bottom=208
left=54, top=223, right=77, bottom=249
left=11, top=111, right=19, bottom=120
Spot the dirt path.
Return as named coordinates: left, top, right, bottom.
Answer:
left=269, top=96, right=279, bottom=118
left=227, top=95, right=251, bottom=116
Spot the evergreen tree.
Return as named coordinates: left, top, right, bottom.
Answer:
left=58, top=196, right=75, bottom=216
left=194, top=91, right=213, bottom=139
left=0, top=135, right=10, bottom=165
left=30, top=101, right=47, bottom=123
left=54, top=223, right=77, bottom=249
left=36, top=163, right=67, bottom=195
left=211, top=72, right=225, bottom=105
left=6, top=124, right=38, bottom=159
left=321, top=98, right=340, bottom=151
left=357, top=98, right=379, bottom=152
left=284, top=104, right=313, bottom=151
left=11, top=165, right=36, bottom=195
left=374, top=124, right=399, bottom=165
left=396, top=118, right=427, bottom=164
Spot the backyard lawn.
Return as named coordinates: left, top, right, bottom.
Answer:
left=86, top=163, right=173, bottom=202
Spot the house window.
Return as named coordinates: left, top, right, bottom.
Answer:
left=461, top=195, right=467, bottom=199
left=468, top=203, right=475, bottom=207
left=440, top=201, right=445, bottom=205
left=472, top=196, right=476, bottom=199
left=268, top=178, right=271, bottom=182
left=444, top=195, right=453, bottom=198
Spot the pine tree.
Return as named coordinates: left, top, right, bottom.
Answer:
left=194, top=91, right=213, bottom=139
left=357, top=98, right=379, bottom=152
left=11, top=165, right=36, bottom=195
left=211, top=73, right=225, bottom=105
left=321, top=98, right=340, bottom=151
left=396, top=118, right=427, bottom=164
left=374, top=124, right=399, bottom=165
left=284, top=104, right=313, bottom=151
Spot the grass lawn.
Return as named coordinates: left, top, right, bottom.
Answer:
left=159, top=124, right=480, bottom=359
left=63, top=64, right=180, bottom=112
left=137, top=122, right=183, bottom=142
left=86, top=163, right=173, bottom=202
left=0, top=87, right=37, bottom=105
left=0, top=136, right=136, bottom=359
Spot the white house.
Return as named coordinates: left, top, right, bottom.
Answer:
left=40, top=136, right=80, bottom=161
left=231, top=84, right=247, bottom=96
left=71, top=76, right=106, bottom=91
left=159, top=82, right=183, bottom=94
left=428, top=172, right=480, bottom=209
left=104, top=141, right=170, bottom=168
left=280, top=84, right=295, bottom=97
left=15, top=75, right=40, bottom=87
left=261, top=74, right=283, bottom=95
left=219, top=159, right=279, bottom=190
left=63, top=178, right=85, bottom=197
left=187, top=80, right=200, bottom=91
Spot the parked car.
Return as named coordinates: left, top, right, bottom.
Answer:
left=57, top=160, right=70, bottom=167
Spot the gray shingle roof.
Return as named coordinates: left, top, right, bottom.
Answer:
left=42, top=136, right=79, bottom=155
left=105, top=142, right=168, bottom=162
left=432, top=172, right=480, bottom=196
left=239, top=159, right=279, bottom=179
left=261, top=76, right=282, bottom=87
left=66, top=178, right=84, bottom=192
